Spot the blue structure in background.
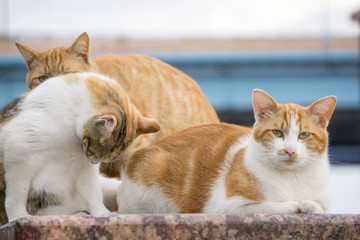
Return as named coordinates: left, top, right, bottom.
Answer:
left=0, top=50, right=359, bottom=163
left=0, top=51, right=359, bottom=110
left=158, top=51, right=359, bottom=110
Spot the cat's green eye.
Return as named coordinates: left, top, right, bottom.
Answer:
left=38, top=75, right=49, bottom=82
left=272, top=130, right=283, bottom=138
left=298, top=132, right=310, bottom=139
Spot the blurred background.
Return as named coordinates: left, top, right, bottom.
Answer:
left=0, top=0, right=359, bottom=213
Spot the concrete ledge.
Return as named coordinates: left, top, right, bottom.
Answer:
left=0, top=214, right=359, bottom=239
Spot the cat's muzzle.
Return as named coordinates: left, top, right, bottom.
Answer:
left=89, top=156, right=102, bottom=164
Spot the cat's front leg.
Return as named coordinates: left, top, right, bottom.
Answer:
left=298, top=200, right=325, bottom=214
left=4, top=162, right=32, bottom=222
left=240, top=201, right=300, bottom=214
left=76, top=165, right=110, bottom=216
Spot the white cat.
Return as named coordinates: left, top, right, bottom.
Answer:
left=0, top=72, right=158, bottom=222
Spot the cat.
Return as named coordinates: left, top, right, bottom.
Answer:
left=15, top=32, right=220, bottom=178
left=116, top=89, right=336, bottom=214
left=0, top=72, right=159, bottom=223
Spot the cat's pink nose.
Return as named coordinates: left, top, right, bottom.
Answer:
left=286, top=149, right=296, bottom=156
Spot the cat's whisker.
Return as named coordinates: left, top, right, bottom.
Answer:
left=64, top=154, right=86, bottom=163
left=328, top=158, right=347, bottom=165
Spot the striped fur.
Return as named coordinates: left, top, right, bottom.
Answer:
left=117, top=90, right=336, bottom=214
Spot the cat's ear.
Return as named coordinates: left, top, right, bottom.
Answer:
left=15, top=42, right=39, bottom=70
left=96, top=115, right=118, bottom=143
left=138, top=117, right=160, bottom=134
left=308, top=96, right=336, bottom=128
left=71, top=32, right=89, bottom=63
left=252, top=89, right=277, bottom=122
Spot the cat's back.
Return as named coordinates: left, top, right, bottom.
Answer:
left=0, top=73, right=100, bottom=148
left=91, top=54, right=206, bottom=96
left=128, top=123, right=251, bottom=176
left=126, top=123, right=251, bottom=213
left=91, top=54, right=219, bottom=126
left=92, top=54, right=194, bottom=86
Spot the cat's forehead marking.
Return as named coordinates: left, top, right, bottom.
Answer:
left=288, top=109, right=300, bottom=132
left=279, top=104, right=301, bottom=130
left=43, top=48, right=62, bottom=69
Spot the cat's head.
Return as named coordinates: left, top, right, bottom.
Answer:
left=16, top=32, right=91, bottom=89
left=80, top=75, right=160, bottom=164
left=251, top=89, right=336, bottom=170
left=82, top=114, right=160, bottom=164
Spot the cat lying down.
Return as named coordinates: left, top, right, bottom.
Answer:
left=116, top=90, right=336, bottom=214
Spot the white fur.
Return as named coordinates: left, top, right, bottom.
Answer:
left=117, top=171, right=178, bottom=214
left=0, top=72, right=112, bottom=221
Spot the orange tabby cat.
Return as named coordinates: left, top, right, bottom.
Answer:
left=117, top=89, right=336, bottom=214
left=15, top=33, right=219, bottom=178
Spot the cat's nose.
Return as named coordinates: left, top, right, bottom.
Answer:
left=285, top=149, right=296, bottom=157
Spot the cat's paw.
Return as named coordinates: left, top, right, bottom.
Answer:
left=91, top=208, right=111, bottom=216
left=298, top=200, right=323, bottom=214
left=283, top=201, right=300, bottom=213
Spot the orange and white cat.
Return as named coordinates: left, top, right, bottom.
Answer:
left=15, top=33, right=219, bottom=178
left=117, top=90, right=336, bottom=214
left=0, top=72, right=160, bottom=222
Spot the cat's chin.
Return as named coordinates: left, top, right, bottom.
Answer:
left=270, top=157, right=303, bottom=170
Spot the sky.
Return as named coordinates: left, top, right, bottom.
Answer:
left=0, top=0, right=359, bottom=39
